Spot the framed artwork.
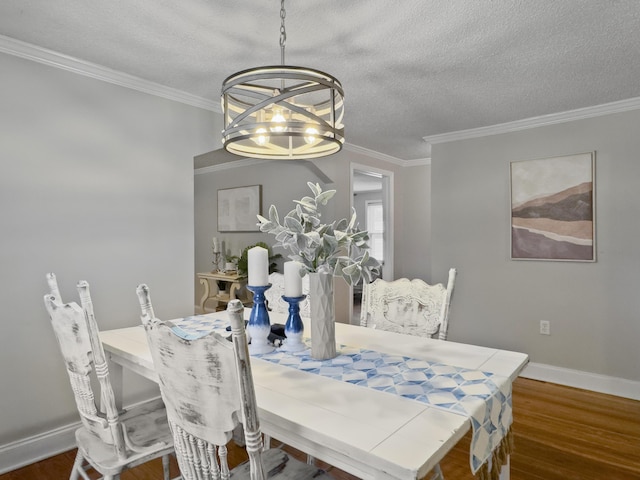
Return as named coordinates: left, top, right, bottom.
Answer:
left=510, top=152, right=595, bottom=262
left=217, top=185, right=262, bottom=232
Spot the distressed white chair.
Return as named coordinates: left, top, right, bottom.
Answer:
left=43, top=273, right=175, bottom=480
left=360, top=268, right=457, bottom=340
left=359, top=269, right=456, bottom=480
left=137, top=286, right=333, bottom=480
left=264, top=272, right=311, bottom=317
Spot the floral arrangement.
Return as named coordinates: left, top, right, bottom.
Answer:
left=257, top=182, right=380, bottom=286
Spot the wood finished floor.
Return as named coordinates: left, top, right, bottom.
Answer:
left=3, top=378, right=639, bottom=480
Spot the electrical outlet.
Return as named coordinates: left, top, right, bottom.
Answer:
left=540, top=320, right=551, bottom=335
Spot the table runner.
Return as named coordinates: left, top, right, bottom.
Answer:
left=172, top=315, right=512, bottom=480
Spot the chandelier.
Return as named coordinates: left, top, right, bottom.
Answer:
left=221, top=0, right=345, bottom=160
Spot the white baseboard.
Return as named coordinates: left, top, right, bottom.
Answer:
left=0, top=421, right=78, bottom=474
left=520, top=362, right=640, bottom=401
left=0, top=396, right=163, bottom=475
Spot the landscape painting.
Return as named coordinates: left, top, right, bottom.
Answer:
left=510, top=153, right=595, bottom=261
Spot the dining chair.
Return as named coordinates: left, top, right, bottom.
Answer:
left=136, top=286, right=334, bottom=480
left=359, top=269, right=456, bottom=480
left=360, top=268, right=457, bottom=340
left=264, top=272, right=311, bottom=317
left=44, top=273, right=176, bottom=480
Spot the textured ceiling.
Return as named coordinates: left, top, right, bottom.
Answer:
left=1, top=1, right=640, bottom=160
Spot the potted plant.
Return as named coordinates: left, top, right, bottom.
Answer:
left=236, top=242, right=282, bottom=275
left=257, top=182, right=380, bottom=359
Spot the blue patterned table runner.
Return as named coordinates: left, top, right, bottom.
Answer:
left=172, top=314, right=512, bottom=476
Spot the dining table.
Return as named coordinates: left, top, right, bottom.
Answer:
left=100, top=309, right=528, bottom=480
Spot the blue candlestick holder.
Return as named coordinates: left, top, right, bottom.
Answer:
left=280, top=295, right=307, bottom=352
left=246, top=284, right=274, bottom=354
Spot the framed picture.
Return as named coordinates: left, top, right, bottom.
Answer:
left=510, top=152, right=595, bottom=262
left=217, top=185, right=262, bottom=232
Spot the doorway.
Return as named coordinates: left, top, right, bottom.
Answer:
left=350, top=163, right=394, bottom=323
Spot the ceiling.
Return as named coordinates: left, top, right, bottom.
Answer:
left=2, top=1, right=640, bottom=161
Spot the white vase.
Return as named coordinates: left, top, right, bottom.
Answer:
left=308, top=272, right=337, bottom=360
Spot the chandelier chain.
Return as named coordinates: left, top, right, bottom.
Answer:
left=279, top=0, right=286, bottom=65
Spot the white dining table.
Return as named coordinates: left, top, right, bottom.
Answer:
left=100, top=310, right=528, bottom=480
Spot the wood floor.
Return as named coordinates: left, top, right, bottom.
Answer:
left=3, top=378, right=639, bottom=480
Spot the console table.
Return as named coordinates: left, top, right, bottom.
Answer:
left=197, top=271, right=251, bottom=312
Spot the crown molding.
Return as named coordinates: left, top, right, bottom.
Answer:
left=344, top=143, right=431, bottom=167
left=0, top=34, right=220, bottom=112
left=423, top=96, right=640, bottom=145
left=403, top=157, right=431, bottom=167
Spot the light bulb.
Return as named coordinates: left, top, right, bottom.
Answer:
left=304, top=127, right=319, bottom=145
left=254, top=127, right=269, bottom=146
left=270, top=108, right=286, bottom=133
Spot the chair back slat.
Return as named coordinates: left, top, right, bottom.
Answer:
left=46, top=272, right=62, bottom=303
left=44, top=293, right=116, bottom=447
left=138, top=285, right=266, bottom=480
left=265, top=272, right=311, bottom=317
left=76, top=280, right=126, bottom=458
left=360, top=268, right=457, bottom=340
left=438, top=268, right=457, bottom=340
left=172, top=422, right=226, bottom=479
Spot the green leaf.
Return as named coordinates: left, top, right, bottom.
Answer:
left=334, top=218, right=348, bottom=231
left=316, top=190, right=336, bottom=205
left=268, top=205, right=280, bottom=224
left=284, top=215, right=303, bottom=233
left=258, top=221, right=275, bottom=232
left=293, top=196, right=317, bottom=212
left=308, top=182, right=321, bottom=197
left=342, top=263, right=359, bottom=276
left=305, top=231, right=322, bottom=245
left=275, top=230, right=291, bottom=243
left=348, top=209, right=357, bottom=230
left=334, top=230, right=347, bottom=242
left=322, top=234, right=338, bottom=250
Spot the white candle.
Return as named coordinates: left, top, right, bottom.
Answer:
left=248, top=246, right=269, bottom=286
left=284, top=261, right=303, bottom=297
left=212, top=237, right=219, bottom=253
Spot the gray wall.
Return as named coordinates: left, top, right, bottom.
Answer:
left=0, top=52, right=216, bottom=445
left=194, top=151, right=431, bottom=323
left=431, top=109, right=640, bottom=382
left=397, top=165, right=431, bottom=280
